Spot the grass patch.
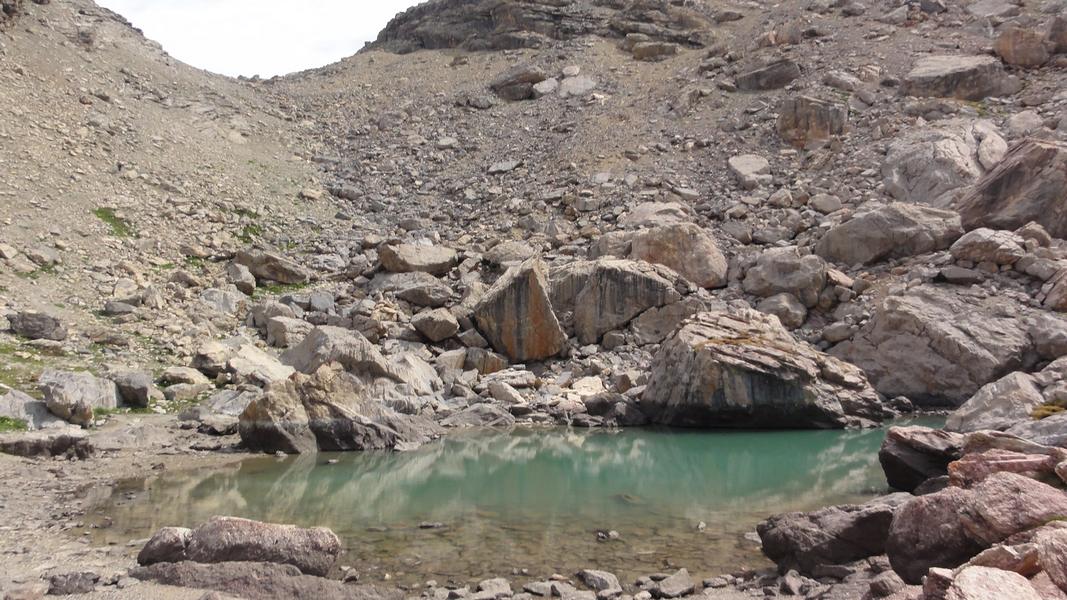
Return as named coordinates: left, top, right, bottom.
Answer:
left=1033, top=404, right=1066, bottom=420
left=93, top=208, right=134, bottom=238
left=184, top=256, right=206, bottom=270
left=0, top=416, right=28, bottom=433
left=237, top=223, right=264, bottom=244
left=17, top=264, right=57, bottom=280
left=253, top=281, right=309, bottom=299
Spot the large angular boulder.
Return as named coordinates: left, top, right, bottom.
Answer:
left=887, top=472, right=1067, bottom=583
left=239, top=365, right=440, bottom=454
left=742, top=248, right=827, bottom=308
left=816, top=203, right=963, bottom=266
left=234, top=250, right=309, bottom=285
left=593, top=223, right=728, bottom=289
left=378, top=243, right=458, bottom=276
left=758, top=494, right=912, bottom=575
left=549, top=259, right=684, bottom=345
left=472, top=259, right=566, bottom=361
left=887, top=487, right=987, bottom=584
left=8, top=310, right=67, bottom=341
left=238, top=377, right=316, bottom=454
left=282, top=326, right=393, bottom=378
left=831, top=285, right=1038, bottom=406
left=139, top=517, right=341, bottom=577
left=38, top=370, right=120, bottom=426
left=901, top=55, right=1015, bottom=100
left=776, top=95, right=848, bottom=146
left=640, top=308, right=886, bottom=428
left=946, top=372, right=1044, bottom=433
left=957, top=139, right=1067, bottom=238
left=881, top=120, right=998, bottom=205
left=879, top=426, right=964, bottom=492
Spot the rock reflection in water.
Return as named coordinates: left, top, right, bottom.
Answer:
left=91, top=426, right=894, bottom=585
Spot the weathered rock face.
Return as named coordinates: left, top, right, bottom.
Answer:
left=239, top=365, right=439, bottom=454
left=957, top=139, right=1067, bottom=238
left=816, top=203, right=963, bottom=266
left=38, top=370, right=120, bottom=426
left=594, top=223, right=728, bottom=289
left=879, top=426, right=963, bottom=493
left=881, top=120, right=1000, bottom=206
left=234, top=250, right=309, bottom=285
left=758, top=494, right=911, bottom=575
left=379, top=243, right=457, bottom=276
left=887, top=472, right=1067, bottom=583
left=139, top=517, right=341, bottom=577
left=473, top=259, right=566, bottom=362
left=775, top=95, right=848, bottom=146
left=369, top=0, right=714, bottom=54
left=832, top=285, right=1038, bottom=406
left=901, top=55, right=1016, bottom=100
left=549, top=259, right=685, bottom=345
left=641, top=308, right=886, bottom=429
left=742, top=248, right=827, bottom=308
left=946, top=372, right=1044, bottom=433
left=929, top=566, right=1044, bottom=600
left=994, top=26, right=1050, bottom=68
left=887, top=486, right=987, bottom=584
left=8, top=310, right=67, bottom=341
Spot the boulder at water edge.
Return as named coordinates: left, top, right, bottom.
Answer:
left=758, top=493, right=912, bottom=575
left=640, top=307, right=888, bottom=428
left=138, top=517, right=341, bottom=577
left=887, top=472, right=1067, bottom=583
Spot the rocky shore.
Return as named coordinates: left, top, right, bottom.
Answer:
left=2, top=0, right=1067, bottom=598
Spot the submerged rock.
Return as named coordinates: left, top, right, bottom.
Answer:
left=640, top=308, right=886, bottom=429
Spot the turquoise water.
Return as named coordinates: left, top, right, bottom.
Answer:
left=91, top=424, right=931, bottom=585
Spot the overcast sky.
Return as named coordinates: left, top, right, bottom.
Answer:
left=96, top=1, right=424, bottom=77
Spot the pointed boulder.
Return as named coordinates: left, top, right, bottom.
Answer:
left=473, top=259, right=566, bottom=362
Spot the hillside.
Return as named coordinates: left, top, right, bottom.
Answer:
left=2, top=0, right=1067, bottom=598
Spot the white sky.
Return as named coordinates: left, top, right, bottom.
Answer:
left=96, top=0, right=425, bottom=77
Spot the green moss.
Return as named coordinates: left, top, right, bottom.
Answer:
left=0, top=416, right=28, bottom=432
left=93, top=208, right=134, bottom=238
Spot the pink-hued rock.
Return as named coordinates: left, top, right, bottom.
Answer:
left=948, top=449, right=1062, bottom=487
left=959, top=472, right=1067, bottom=547
left=924, top=566, right=1042, bottom=600
left=1036, top=526, right=1067, bottom=594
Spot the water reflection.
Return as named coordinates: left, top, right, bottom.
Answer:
left=92, top=426, right=898, bottom=584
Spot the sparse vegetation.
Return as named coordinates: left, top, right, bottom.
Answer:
left=253, top=281, right=309, bottom=299
left=93, top=207, right=134, bottom=237
left=0, top=416, right=28, bottom=432
left=1033, top=404, right=1066, bottom=420
left=237, top=222, right=264, bottom=244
